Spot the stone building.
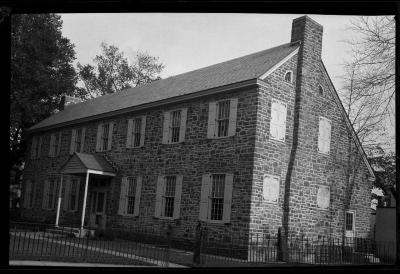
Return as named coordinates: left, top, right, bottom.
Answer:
left=21, top=16, right=375, bottom=241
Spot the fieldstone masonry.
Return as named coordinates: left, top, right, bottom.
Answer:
left=20, top=16, right=373, bottom=250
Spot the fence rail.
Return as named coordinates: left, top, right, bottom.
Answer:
left=9, top=221, right=396, bottom=266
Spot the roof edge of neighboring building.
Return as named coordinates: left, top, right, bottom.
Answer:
left=319, top=61, right=375, bottom=179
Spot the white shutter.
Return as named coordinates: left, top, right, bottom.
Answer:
left=140, top=116, right=146, bottom=147
left=223, top=174, right=233, bottom=223
left=42, top=180, right=49, bottom=209
left=70, top=129, right=77, bottom=154
left=49, top=135, right=55, bottom=157
left=134, top=176, right=142, bottom=216
left=179, top=109, right=188, bottom=143
left=318, top=117, right=325, bottom=153
left=126, top=119, right=133, bottom=148
left=31, top=138, right=37, bottom=159
left=325, top=119, right=331, bottom=153
left=162, top=111, right=171, bottom=144
left=37, top=136, right=42, bottom=159
left=154, top=176, right=164, bottom=217
left=318, top=117, right=331, bottom=154
left=96, top=124, right=102, bottom=152
left=173, top=175, right=183, bottom=219
left=57, top=132, right=62, bottom=155
left=24, top=181, right=31, bottom=208
left=118, top=177, right=128, bottom=215
left=107, top=122, right=114, bottom=150
left=270, top=102, right=280, bottom=139
left=80, top=128, right=86, bottom=153
left=207, top=102, right=217, bottom=138
left=74, top=179, right=81, bottom=211
left=63, top=179, right=70, bottom=211
left=277, top=103, right=287, bottom=141
left=228, top=98, right=238, bottom=137
left=199, top=174, right=211, bottom=221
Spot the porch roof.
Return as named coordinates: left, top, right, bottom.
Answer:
left=60, top=152, right=116, bottom=176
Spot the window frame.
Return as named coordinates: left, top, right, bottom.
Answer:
left=269, top=99, right=288, bottom=143
left=345, top=210, right=356, bottom=233
left=126, top=177, right=137, bottom=216
left=209, top=174, right=226, bottom=221
left=215, top=100, right=231, bottom=138
left=162, top=175, right=177, bottom=219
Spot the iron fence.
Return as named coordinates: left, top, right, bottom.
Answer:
left=9, top=221, right=171, bottom=266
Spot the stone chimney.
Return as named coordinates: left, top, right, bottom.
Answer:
left=60, top=95, right=82, bottom=110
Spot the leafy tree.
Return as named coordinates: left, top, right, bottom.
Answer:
left=10, top=14, right=77, bottom=168
left=77, top=42, right=164, bottom=99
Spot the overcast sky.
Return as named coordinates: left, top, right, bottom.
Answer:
left=59, top=13, right=394, bottom=151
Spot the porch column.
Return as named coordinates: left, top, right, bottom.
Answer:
left=55, top=174, right=64, bottom=227
left=80, top=170, right=90, bottom=230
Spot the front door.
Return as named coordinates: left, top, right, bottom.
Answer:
left=89, top=189, right=107, bottom=229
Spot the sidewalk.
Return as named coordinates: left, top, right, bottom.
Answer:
left=9, top=260, right=156, bottom=267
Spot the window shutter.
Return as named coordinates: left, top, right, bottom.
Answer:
left=57, top=132, right=62, bottom=155
left=318, top=117, right=331, bottom=154
left=199, top=174, right=211, bottom=221
left=42, top=180, right=49, bottom=209
left=154, top=176, right=164, bottom=218
left=49, top=135, right=55, bottom=157
left=63, top=179, right=70, bottom=211
left=126, top=119, right=133, bottom=148
left=228, top=98, right=238, bottom=137
left=325, top=119, right=331, bottom=153
left=173, top=175, right=183, bottom=219
left=134, top=176, right=142, bottom=216
left=270, top=102, right=280, bottom=139
left=162, top=111, right=170, bottom=144
left=24, top=181, right=31, bottom=208
left=96, top=124, right=102, bottom=152
left=70, top=129, right=77, bottom=154
left=107, top=122, right=114, bottom=150
left=277, top=103, right=287, bottom=141
left=118, top=177, right=127, bottom=215
left=223, top=174, right=233, bottom=223
left=80, top=128, right=86, bottom=153
left=179, top=109, right=188, bottom=143
left=74, top=179, right=81, bottom=211
left=37, top=136, right=42, bottom=159
left=31, top=138, right=36, bottom=159
left=318, top=117, right=325, bottom=153
left=207, top=102, right=217, bottom=138
left=140, top=116, right=146, bottom=147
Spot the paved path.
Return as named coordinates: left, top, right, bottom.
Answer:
left=9, top=260, right=155, bottom=267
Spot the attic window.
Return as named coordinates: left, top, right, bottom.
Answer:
left=284, top=71, right=292, bottom=83
left=318, top=85, right=324, bottom=96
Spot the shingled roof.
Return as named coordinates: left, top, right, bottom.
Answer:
left=29, top=43, right=299, bottom=132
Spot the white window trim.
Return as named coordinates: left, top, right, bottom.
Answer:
left=269, top=98, right=287, bottom=143
left=209, top=99, right=238, bottom=139
left=284, top=70, right=293, bottom=83
left=345, top=210, right=356, bottom=234
left=262, top=174, right=280, bottom=204
left=318, top=116, right=332, bottom=155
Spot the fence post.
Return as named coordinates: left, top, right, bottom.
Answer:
left=193, top=221, right=203, bottom=265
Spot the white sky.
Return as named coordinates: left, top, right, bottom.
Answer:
left=59, top=13, right=394, bottom=151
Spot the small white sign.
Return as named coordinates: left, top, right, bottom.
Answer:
left=263, top=175, right=280, bottom=203
left=317, top=185, right=330, bottom=209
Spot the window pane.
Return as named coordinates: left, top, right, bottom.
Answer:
left=164, top=176, right=176, bottom=217
left=211, top=174, right=225, bottom=220
left=75, top=129, right=82, bottom=152
left=217, top=101, right=230, bottom=137
left=69, top=180, right=77, bottom=210
left=102, top=124, right=109, bottom=151
left=345, top=212, right=353, bottom=230
left=171, top=110, right=181, bottom=143
left=127, top=178, right=136, bottom=215
left=133, top=118, right=142, bottom=147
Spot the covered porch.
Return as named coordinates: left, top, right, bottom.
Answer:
left=55, top=152, right=116, bottom=233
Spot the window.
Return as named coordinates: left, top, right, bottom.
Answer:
left=164, top=176, right=176, bottom=217
left=70, top=128, right=85, bottom=154
left=49, top=134, right=56, bottom=157
left=96, top=122, right=114, bottom=152
left=63, top=178, right=80, bottom=211
left=318, top=85, right=324, bottom=96
left=270, top=99, right=287, bottom=142
left=68, top=179, right=78, bottom=211
left=263, top=175, right=280, bottom=203
left=30, top=136, right=42, bottom=159
left=127, top=117, right=146, bottom=148
left=23, top=180, right=33, bottom=208
left=162, top=109, right=187, bottom=144
left=199, top=173, right=233, bottom=223
left=210, top=174, right=225, bottom=221
left=118, top=176, right=142, bottom=216
left=345, top=211, right=355, bottom=232
left=42, top=179, right=59, bottom=210
left=318, top=117, right=332, bottom=154
left=317, top=185, right=330, bottom=209
left=207, top=98, right=238, bottom=139
left=284, top=71, right=292, bottom=83
left=48, top=180, right=55, bottom=209
left=55, top=132, right=62, bottom=156
left=154, top=175, right=183, bottom=219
